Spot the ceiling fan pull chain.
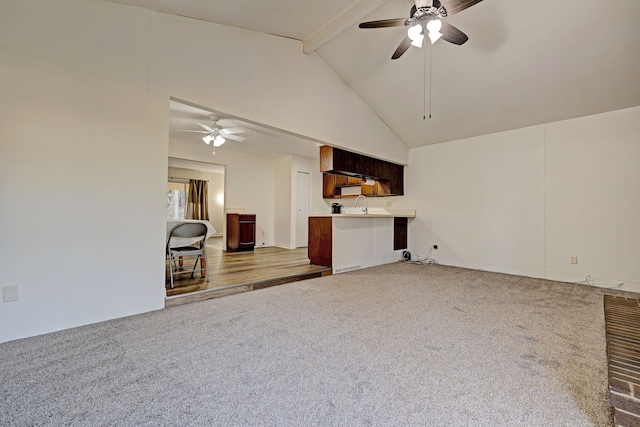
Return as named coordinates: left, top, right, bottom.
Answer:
left=429, top=43, right=433, bottom=119
left=423, top=43, right=433, bottom=120
left=423, top=43, right=427, bottom=120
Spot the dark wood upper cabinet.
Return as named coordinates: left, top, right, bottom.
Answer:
left=321, top=146, right=379, bottom=178
left=389, top=163, right=404, bottom=195
left=320, top=146, right=404, bottom=198
left=321, top=145, right=356, bottom=176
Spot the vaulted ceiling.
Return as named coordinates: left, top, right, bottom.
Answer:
left=108, top=0, right=640, bottom=150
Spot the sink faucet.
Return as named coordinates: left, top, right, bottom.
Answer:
left=355, top=194, right=368, bottom=214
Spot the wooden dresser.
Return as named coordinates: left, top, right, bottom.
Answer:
left=226, top=214, right=256, bottom=251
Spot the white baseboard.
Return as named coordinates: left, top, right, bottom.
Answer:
left=430, top=259, right=640, bottom=294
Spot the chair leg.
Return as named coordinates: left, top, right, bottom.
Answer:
left=168, top=253, right=175, bottom=289
left=204, top=246, right=209, bottom=283
left=189, top=255, right=199, bottom=279
left=200, top=256, right=207, bottom=278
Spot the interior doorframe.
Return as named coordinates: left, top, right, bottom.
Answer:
left=294, top=170, right=311, bottom=248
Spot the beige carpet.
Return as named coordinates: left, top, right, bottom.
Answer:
left=1, top=263, right=630, bottom=426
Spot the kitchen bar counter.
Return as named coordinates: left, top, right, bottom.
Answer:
left=309, top=209, right=415, bottom=219
left=308, top=210, right=415, bottom=274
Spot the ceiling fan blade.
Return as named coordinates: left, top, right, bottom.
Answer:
left=391, top=35, right=412, bottom=60
left=177, top=129, right=209, bottom=134
left=441, top=0, right=483, bottom=16
left=440, top=21, right=469, bottom=45
left=221, top=127, right=245, bottom=135
left=223, top=134, right=246, bottom=142
left=195, top=122, right=216, bottom=133
left=359, top=18, right=406, bottom=29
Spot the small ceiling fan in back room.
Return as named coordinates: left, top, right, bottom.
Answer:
left=359, top=0, right=484, bottom=59
left=178, top=114, right=246, bottom=154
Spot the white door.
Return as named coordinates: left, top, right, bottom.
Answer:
left=295, top=171, right=310, bottom=248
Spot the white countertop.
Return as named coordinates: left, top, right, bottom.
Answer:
left=309, top=209, right=416, bottom=218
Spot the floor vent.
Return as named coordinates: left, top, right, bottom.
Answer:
left=604, top=295, right=640, bottom=426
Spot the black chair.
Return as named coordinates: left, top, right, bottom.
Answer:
left=166, top=223, right=209, bottom=288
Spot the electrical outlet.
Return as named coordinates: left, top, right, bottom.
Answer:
left=570, top=256, right=578, bottom=264
left=3, top=285, right=18, bottom=303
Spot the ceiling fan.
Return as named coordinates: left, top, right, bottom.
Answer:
left=179, top=115, right=246, bottom=147
left=359, top=0, right=483, bottom=59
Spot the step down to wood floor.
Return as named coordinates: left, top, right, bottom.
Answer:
left=165, top=268, right=332, bottom=308
left=604, top=295, right=640, bottom=427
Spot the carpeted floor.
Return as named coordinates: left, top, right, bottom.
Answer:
left=0, top=263, right=628, bottom=426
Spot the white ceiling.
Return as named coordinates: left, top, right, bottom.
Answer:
left=105, top=0, right=377, bottom=41
left=113, top=0, right=640, bottom=151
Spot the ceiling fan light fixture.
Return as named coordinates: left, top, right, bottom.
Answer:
left=213, top=135, right=225, bottom=147
left=202, top=134, right=213, bottom=144
left=426, top=19, right=443, bottom=44
left=407, top=24, right=424, bottom=48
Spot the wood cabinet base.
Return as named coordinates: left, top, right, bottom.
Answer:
left=308, top=217, right=332, bottom=267
left=394, top=217, right=408, bottom=250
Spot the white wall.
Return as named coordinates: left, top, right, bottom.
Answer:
left=274, top=156, right=293, bottom=248
left=291, top=156, right=326, bottom=248
left=406, top=107, right=640, bottom=291
left=0, top=49, right=168, bottom=343
left=0, top=0, right=408, bottom=342
left=544, top=108, right=640, bottom=286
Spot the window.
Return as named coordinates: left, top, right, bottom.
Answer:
left=167, top=181, right=188, bottom=219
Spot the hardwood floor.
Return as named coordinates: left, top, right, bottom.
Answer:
left=165, top=237, right=331, bottom=307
